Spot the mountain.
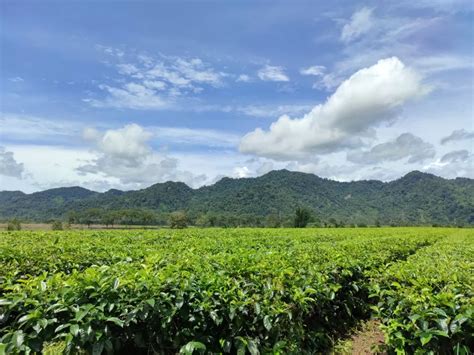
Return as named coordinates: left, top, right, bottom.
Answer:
left=0, top=170, right=472, bottom=225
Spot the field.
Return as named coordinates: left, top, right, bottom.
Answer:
left=0, top=228, right=473, bottom=354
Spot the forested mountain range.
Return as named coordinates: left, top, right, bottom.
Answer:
left=1, top=170, right=473, bottom=226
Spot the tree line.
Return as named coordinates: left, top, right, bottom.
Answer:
left=5, top=207, right=464, bottom=230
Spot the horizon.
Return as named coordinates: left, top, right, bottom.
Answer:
left=1, top=168, right=469, bottom=194
left=1, top=1, right=473, bottom=193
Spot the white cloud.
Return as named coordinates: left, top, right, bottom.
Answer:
left=0, top=146, right=25, bottom=178
left=77, top=124, right=207, bottom=188
left=149, top=126, right=239, bottom=148
left=347, top=133, right=436, bottom=164
left=0, top=113, right=83, bottom=143
left=440, top=149, right=471, bottom=163
left=257, top=65, right=290, bottom=82
left=88, top=50, right=227, bottom=110
left=142, top=80, right=167, bottom=90
left=325, top=14, right=470, bottom=92
left=233, top=166, right=251, bottom=178
left=414, top=55, right=474, bottom=75
left=300, top=65, right=326, bottom=76
left=0, top=113, right=238, bottom=150
left=1, top=145, right=97, bottom=193
left=172, top=58, right=223, bottom=86
left=8, top=77, right=24, bottom=83
left=85, top=84, right=171, bottom=110
left=236, top=74, right=251, bottom=82
left=240, top=57, right=429, bottom=160
left=440, top=129, right=474, bottom=145
left=236, top=104, right=313, bottom=118
left=341, top=7, right=374, bottom=43
left=256, top=161, right=274, bottom=175
left=95, top=44, right=124, bottom=58
left=424, top=150, right=473, bottom=179
left=83, top=124, right=152, bottom=165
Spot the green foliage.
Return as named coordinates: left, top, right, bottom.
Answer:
left=51, top=221, right=63, bottom=230
left=6, top=218, right=21, bottom=231
left=1, top=170, right=473, bottom=226
left=294, top=207, right=311, bottom=228
left=1, top=228, right=472, bottom=354
left=369, top=233, right=474, bottom=353
left=169, top=211, right=188, bottom=229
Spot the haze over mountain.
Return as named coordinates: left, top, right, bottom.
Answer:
left=1, top=170, right=472, bottom=226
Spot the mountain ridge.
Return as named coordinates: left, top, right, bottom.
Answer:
left=1, top=170, right=473, bottom=225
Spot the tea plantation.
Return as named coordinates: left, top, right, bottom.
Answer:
left=0, top=228, right=472, bottom=354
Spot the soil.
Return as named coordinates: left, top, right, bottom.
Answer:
left=349, top=320, right=386, bottom=354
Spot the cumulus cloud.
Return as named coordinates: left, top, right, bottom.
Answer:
left=77, top=124, right=207, bottom=188
left=240, top=57, right=429, bottom=160
left=257, top=65, right=290, bottom=82
left=347, top=133, right=436, bottom=164
left=300, top=65, right=326, bottom=76
left=341, top=7, right=374, bottom=43
left=440, top=129, right=474, bottom=145
left=230, top=158, right=278, bottom=180
left=83, top=124, right=152, bottom=166
left=233, top=166, right=251, bottom=178
left=0, top=146, right=25, bottom=179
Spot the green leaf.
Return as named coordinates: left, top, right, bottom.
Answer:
left=12, top=331, right=24, bottom=349
left=179, top=341, right=206, bottom=354
left=420, top=332, right=433, bottom=346
left=18, top=314, right=33, bottom=323
left=254, top=303, right=261, bottom=315
left=247, top=339, right=260, bottom=355
left=55, top=323, right=70, bottom=333
left=107, top=317, right=124, bottom=327
left=70, top=324, right=80, bottom=336
left=263, top=315, right=272, bottom=331
left=219, top=339, right=232, bottom=352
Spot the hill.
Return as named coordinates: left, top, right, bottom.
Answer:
left=0, top=170, right=472, bottom=225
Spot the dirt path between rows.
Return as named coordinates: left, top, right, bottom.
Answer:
left=349, top=320, right=386, bottom=354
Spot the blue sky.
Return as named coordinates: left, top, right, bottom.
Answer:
left=1, top=0, right=473, bottom=192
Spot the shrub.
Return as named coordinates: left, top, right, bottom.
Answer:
left=169, top=211, right=188, bottom=229
left=6, top=218, right=21, bottom=231
left=51, top=221, right=63, bottom=230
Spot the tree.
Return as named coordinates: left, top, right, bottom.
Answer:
left=196, top=214, right=211, bottom=227
left=51, top=221, right=63, bottom=230
left=265, top=213, right=281, bottom=228
left=169, top=211, right=188, bottom=229
left=80, top=208, right=103, bottom=228
left=294, top=207, right=311, bottom=228
left=101, top=211, right=117, bottom=228
left=67, top=210, right=79, bottom=225
left=140, top=210, right=155, bottom=226
left=6, top=218, right=21, bottom=231
left=328, top=217, right=338, bottom=227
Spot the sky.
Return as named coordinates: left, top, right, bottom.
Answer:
left=0, top=0, right=473, bottom=192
